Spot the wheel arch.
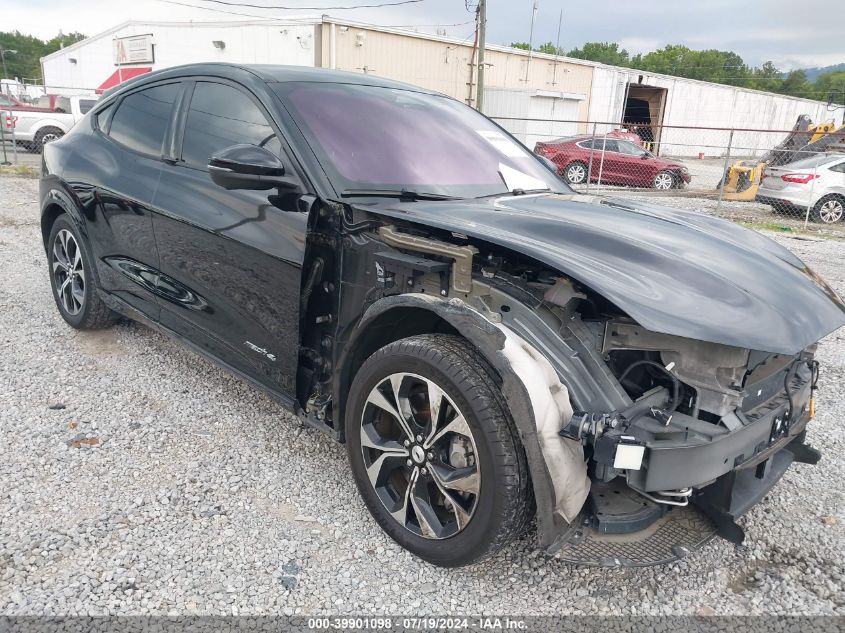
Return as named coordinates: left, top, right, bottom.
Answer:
left=335, top=293, right=571, bottom=549
left=40, top=186, right=85, bottom=253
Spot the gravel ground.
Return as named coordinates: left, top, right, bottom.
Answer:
left=1, top=175, right=843, bottom=616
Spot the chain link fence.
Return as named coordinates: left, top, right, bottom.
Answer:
left=1, top=84, right=99, bottom=168
left=492, top=116, right=845, bottom=238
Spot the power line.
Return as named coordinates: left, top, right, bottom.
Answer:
left=152, top=0, right=291, bottom=19
left=153, top=0, right=464, bottom=29
left=191, top=0, right=424, bottom=9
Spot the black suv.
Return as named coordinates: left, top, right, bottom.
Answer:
left=40, top=64, right=845, bottom=567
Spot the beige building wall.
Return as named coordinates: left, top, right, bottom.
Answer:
left=317, top=21, right=594, bottom=121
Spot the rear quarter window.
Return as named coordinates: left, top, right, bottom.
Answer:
left=107, top=83, right=180, bottom=157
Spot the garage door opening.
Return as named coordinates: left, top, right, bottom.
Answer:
left=623, top=84, right=667, bottom=154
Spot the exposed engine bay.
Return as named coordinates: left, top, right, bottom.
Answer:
left=297, top=201, right=831, bottom=566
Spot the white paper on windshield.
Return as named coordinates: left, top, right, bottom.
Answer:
left=498, top=163, right=548, bottom=192
left=476, top=130, right=525, bottom=157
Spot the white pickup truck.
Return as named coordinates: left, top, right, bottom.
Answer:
left=2, top=95, right=98, bottom=153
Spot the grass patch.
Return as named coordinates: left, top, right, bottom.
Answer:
left=738, top=220, right=845, bottom=242
left=0, top=164, right=39, bottom=178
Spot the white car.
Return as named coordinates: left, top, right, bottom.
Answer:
left=1, top=95, right=98, bottom=153
left=757, top=153, right=845, bottom=223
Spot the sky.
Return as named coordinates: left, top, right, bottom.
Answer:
left=3, top=0, right=844, bottom=71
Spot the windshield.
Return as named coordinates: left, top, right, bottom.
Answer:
left=273, top=82, right=567, bottom=199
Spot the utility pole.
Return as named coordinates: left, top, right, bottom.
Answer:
left=524, top=1, right=538, bottom=82
left=475, top=0, right=486, bottom=113
left=550, top=8, right=563, bottom=86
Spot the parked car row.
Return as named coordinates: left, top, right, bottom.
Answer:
left=756, top=153, right=845, bottom=224
left=534, top=135, right=691, bottom=190
left=2, top=94, right=98, bottom=152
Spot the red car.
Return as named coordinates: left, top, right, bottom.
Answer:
left=535, top=135, right=691, bottom=190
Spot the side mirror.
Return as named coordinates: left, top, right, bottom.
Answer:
left=208, top=144, right=299, bottom=191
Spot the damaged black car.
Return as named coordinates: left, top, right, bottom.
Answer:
left=39, top=64, right=845, bottom=567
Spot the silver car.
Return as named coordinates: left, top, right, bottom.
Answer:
left=757, top=153, right=845, bottom=223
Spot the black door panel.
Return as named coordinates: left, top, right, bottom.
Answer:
left=58, top=135, right=167, bottom=319
left=152, top=80, right=306, bottom=395
left=153, top=175, right=306, bottom=393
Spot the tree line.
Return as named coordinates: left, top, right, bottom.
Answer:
left=509, top=41, right=844, bottom=105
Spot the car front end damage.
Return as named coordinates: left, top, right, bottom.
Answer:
left=453, top=266, right=826, bottom=566
left=310, top=189, right=845, bottom=567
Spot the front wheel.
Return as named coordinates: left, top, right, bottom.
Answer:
left=345, top=334, right=532, bottom=567
left=652, top=170, right=676, bottom=190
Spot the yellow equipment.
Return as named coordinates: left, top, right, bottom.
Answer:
left=720, top=115, right=845, bottom=201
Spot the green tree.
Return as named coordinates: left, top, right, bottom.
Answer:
left=510, top=42, right=531, bottom=51
left=748, top=61, right=784, bottom=91
left=536, top=42, right=565, bottom=56
left=567, top=41, right=629, bottom=66
left=812, top=70, right=845, bottom=106
left=780, top=69, right=810, bottom=98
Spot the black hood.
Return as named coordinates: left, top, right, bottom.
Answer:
left=355, top=192, right=845, bottom=354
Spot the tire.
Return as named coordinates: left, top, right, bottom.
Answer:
left=652, top=170, right=676, bottom=190
left=47, top=215, right=117, bottom=329
left=563, top=161, right=588, bottom=185
left=33, top=126, right=64, bottom=153
left=345, top=334, right=532, bottom=567
left=811, top=195, right=844, bottom=224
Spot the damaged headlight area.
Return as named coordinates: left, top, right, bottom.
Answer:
left=463, top=248, right=825, bottom=564
left=558, top=320, right=823, bottom=559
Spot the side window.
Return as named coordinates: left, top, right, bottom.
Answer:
left=94, top=106, right=112, bottom=131
left=597, top=139, right=618, bottom=153
left=578, top=139, right=594, bottom=150
left=181, top=82, right=280, bottom=169
left=108, top=83, right=180, bottom=157
left=617, top=141, right=642, bottom=155
left=79, top=99, right=97, bottom=115
left=830, top=162, right=845, bottom=174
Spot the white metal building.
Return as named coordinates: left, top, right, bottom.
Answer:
left=40, top=19, right=320, bottom=95
left=39, top=17, right=842, bottom=157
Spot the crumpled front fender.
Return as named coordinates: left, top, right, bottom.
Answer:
left=352, top=293, right=589, bottom=548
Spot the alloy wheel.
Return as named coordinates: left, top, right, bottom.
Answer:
left=52, top=229, right=85, bottom=315
left=818, top=199, right=844, bottom=223
left=566, top=163, right=587, bottom=184
left=653, top=172, right=674, bottom=190
left=41, top=133, right=60, bottom=145
left=360, top=372, right=480, bottom=539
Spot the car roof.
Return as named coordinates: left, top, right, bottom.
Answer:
left=101, top=63, right=441, bottom=102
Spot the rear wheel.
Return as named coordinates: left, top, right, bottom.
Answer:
left=811, top=195, right=844, bottom=224
left=564, top=161, right=588, bottom=185
left=345, top=334, right=532, bottom=567
left=33, top=126, right=64, bottom=153
left=652, top=170, right=676, bottom=190
left=48, top=215, right=117, bottom=329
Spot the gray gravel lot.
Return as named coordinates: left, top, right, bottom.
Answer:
left=0, top=175, right=843, bottom=616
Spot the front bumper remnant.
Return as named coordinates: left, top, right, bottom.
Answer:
left=693, top=431, right=822, bottom=544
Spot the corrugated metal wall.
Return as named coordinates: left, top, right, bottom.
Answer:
left=319, top=22, right=593, bottom=121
